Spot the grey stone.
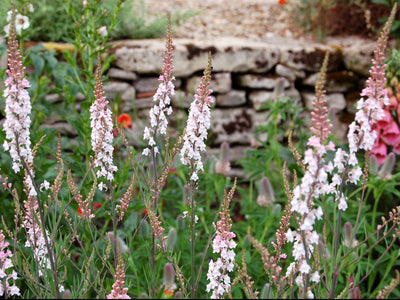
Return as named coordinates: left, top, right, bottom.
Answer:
left=325, top=36, right=375, bottom=76
left=216, top=90, right=246, bottom=107
left=108, top=68, right=138, bottom=81
left=171, top=90, right=192, bottom=108
left=302, top=71, right=357, bottom=92
left=211, top=73, right=232, bottom=93
left=275, top=37, right=342, bottom=72
left=122, top=96, right=154, bottom=111
left=210, top=108, right=271, bottom=145
left=275, top=64, right=306, bottom=81
left=110, top=37, right=280, bottom=77
left=248, top=90, right=274, bottom=111
left=103, top=81, right=135, bottom=102
left=208, top=145, right=252, bottom=163
left=210, top=108, right=255, bottom=145
left=134, top=77, right=160, bottom=93
left=187, top=73, right=232, bottom=94
left=235, top=74, right=290, bottom=89
left=45, top=94, right=62, bottom=103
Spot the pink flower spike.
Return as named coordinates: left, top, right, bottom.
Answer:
left=376, top=109, right=392, bottom=129
left=369, top=141, right=387, bottom=166
left=381, top=120, right=400, bottom=146
left=90, top=60, right=117, bottom=190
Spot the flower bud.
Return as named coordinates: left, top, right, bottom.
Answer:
left=378, top=151, right=396, bottom=180
left=163, top=263, right=177, bottom=294
left=343, top=222, right=353, bottom=247
left=260, top=283, right=272, bottom=299
left=139, top=219, right=150, bottom=238
left=107, top=231, right=128, bottom=254
left=182, top=185, right=191, bottom=206
left=174, top=291, right=183, bottom=298
left=62, top=289, right=72, bottom=299
left=215, top=142, right=231, bottom=176
left=318, top=237, right=330, bottom=260
left=176, top=214, right=186, bottom=231
left=166, top=227, right=178, bottom=251
left=369, top=154, right=379, bottom=175
left=343, top=222, right=357, bottom=247
left=256, top=177, right=275, bottom=207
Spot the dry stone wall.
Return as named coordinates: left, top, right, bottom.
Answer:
left=104, top=36, right=380, bottom=178
left=0, top=35, right=383, bottom=179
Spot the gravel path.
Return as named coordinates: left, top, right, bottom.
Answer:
left=142, top=0, right=306, bottom=41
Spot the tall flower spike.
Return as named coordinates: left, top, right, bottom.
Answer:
left=347, top=4, right=396, bottom=170
left=180, top=53, right=214, bottom=181
left=90, top=59, right=117, bottom=190
left=286, top=53, right=331, bottom=295
left=142, top=18, right=175, bottom=157
left=2, top=9, right=34, bottom=177
left=107, top=255, right=130, bottom=299
left=206, top=180, right=237, bottom=299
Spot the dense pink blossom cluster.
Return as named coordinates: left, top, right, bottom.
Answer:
left=90, top=67, right=117, bottom=190
left=22, top=193, right=51, bottom=277
left=206, top=190, right=237, bottom=299
left=180, top=59, right=213, bottom=181
left=2, top=24, right=34, bottom=181
left=286, top=57, right=334, bottom=294
left=142, top=28, right=175, bottom=157
left=346, top=29, right=390, bottom=181
left=0, top=230, right=20, bottom=297
left=107, top=260, right=130, bottom=299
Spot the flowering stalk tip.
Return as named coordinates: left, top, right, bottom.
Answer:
left=90, top=61, right=117, bottom=190
left=180, top=53, right=214, bottom=181
left=142, top=19, right=175, bottom=157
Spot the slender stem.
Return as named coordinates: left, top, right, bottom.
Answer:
left=190, top=180, right=196, bottom=299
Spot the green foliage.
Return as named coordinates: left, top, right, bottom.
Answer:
left=0, top=0, right=198, bottom=42
left=1, top=1, right=400, bottom=299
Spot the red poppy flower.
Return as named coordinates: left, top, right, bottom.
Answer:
left=92, top=202, right=102, bottom=210
left=163, top=289, right=173, bottom=297
left=117, top=113, right=132, bottom=129
left=279, top=0, right=286, bottom=4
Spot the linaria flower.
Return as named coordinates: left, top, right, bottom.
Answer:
left=206, top=183, right=237, bottom=298
left=4, top=11, right=30, bottom=36
left=2, top=12, right=35, bottom=196
left=142, top=22, right=175, bottom=157
left=90, top=63, right=117, bottom=190
left=97, top=26, right=108, bottom=37
left=180, top=54, right=214, bottom=181
left=0, top=230, right=20, bottom=298
left=107, top=258, right=130, bottom=299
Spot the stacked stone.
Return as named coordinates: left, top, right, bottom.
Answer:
left=1, top=36, right=381, bottom=178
